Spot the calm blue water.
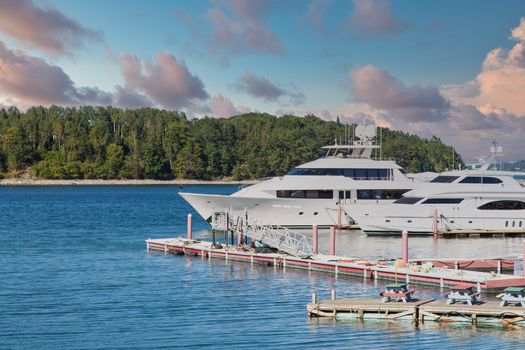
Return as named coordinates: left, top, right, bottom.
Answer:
left=1, top=185, right=525, bottom=349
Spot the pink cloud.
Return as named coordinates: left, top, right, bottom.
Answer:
left=113, top=85, right=153, bottom=109
left=351, top=65, right=449, bottom=122
left=0, top=40, right=110, bottom=106
left=120, top=52, right=209, bottom=110
left=234, top=71, right=306, bottom=106
left=204, top=0, right=282, bottom=55
left=349, top=0, right=410, bottom=36
left=443, top=17, right=525, bottom=116
left=208, top=93, right=251, bottom=117
left=0, top=0, right=101, bottom=55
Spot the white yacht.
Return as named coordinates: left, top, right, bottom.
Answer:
left=349, top=144, right=525, bottom=235
left=180, top=126, right=419, bottom=228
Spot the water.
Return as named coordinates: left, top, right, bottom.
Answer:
left=1, top=185, right=525, bottom=349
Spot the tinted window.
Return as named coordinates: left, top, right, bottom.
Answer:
left=355, top=169, right=367, bottom=179
left=343, top=169, right=355, bottom=178
left=276, top=190, right=333, bottom=199
left=459, top=176, right=482, bottom=184
left=422, top=198, right=464, bottom=204
left=359, top=190, right=410, bottom=200
left=478, top=200, right=525, bottom=210
left=482, top=177, right=503, bottom=184
left=394, top=197, right=423, bottom=204
left=287, top=168, right=390, bottom=180
left=430, top=176, right=459, bottom=183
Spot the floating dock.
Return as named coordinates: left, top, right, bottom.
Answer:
left=307, top=296, right=525, bottom=326
left=440, top=229, right=525, bottom=238
left=146, top=237, right=525, bottom=292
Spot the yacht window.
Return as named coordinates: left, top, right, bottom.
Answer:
left=459, top=176, right=482, bottom=184
left=358, top=189, right=409, bottom=200
left=339, top=191, right=344, bottom=200
left=422, top=198, right=464, bottom=204
left=355, top=169, right=367, bottom=179
left=287, top=168, right=389, bottom=180
left=345, top=190, right=351, bottom=199
left=343, top=169, right=355, bottom=178
left=394, top=197, right=423, bottom=204
left=276, top=190, right=333, bottom=199
left=478, top=200, right=525, bottom=210
left=430, top=176, right=459, bottom=183
left=481, top=177, right=503, bottom=184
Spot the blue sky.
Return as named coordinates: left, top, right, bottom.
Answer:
left=1, top=0, right=525, bottom=160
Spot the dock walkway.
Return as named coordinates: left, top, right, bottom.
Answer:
left=308, top=297, right=525, bottom=326
left=146, top=237, right=525, bottom=291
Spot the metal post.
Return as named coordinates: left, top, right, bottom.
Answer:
left=331, top=289, right=336, bottom=300
left=329, top=226, right=336, bottom=256
left=433, top=209, right=438, bottom=240
left=212, top=229, right=216, bottom=244
left=312, top=292, right=317, bottom=304
left=225, top=212, right=229, bottom=246
left=187, top=213, right=193, bottom=240
left=497, top=258, right=502, bottom=274
left=402, top=230, right=408, bottom=264
left=312, top=225, right=318, bottom=254
left=523, top=242, right=525, bottom=277
left=337, top=202, right=342, bottom=229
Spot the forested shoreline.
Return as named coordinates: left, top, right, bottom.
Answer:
left=0, top=106, right=462, bottom=180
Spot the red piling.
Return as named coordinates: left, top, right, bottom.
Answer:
left=402, top=230, right=408, bottom=263
left=237, top=232, right=243, bottom=246
left=312, top=225, right=318, bottom=254
left=187, top=213, right=193, bottom=240
left=329, top=226, right=336, bottom=256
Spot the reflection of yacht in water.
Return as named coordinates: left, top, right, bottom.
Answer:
left=350, top=142, right=525, bottom=235
left=180, top=125, right=420, bottom=228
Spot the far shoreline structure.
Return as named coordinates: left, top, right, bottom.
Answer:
left=0, top=179, right=257, bottom=186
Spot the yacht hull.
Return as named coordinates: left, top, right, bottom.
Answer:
left=179, top=192, right=347, bottom=228
left=349, top=200, right=525, bottom=235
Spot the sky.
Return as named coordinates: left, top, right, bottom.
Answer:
left=1, top=0, right=525, bottom=162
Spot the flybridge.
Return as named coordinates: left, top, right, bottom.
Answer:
left=322, top=124, right=382, bottom=159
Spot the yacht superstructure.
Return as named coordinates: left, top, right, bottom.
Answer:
left=180, top=126, right=420, bottom=228
left=349, top=144, right=525, bottom=235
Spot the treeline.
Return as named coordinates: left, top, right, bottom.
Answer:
left=0, top=106, right=462, bottom=180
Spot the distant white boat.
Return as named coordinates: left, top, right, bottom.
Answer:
left=180, top=125, right=422, bottom=228
left=349, top=142, right=525, bottom=235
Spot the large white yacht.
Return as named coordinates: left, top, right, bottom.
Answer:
left=349, top=144, right=525, bottom=235
left=180, top=126, right=420, bottom=228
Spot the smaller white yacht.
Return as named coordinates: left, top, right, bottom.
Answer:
left=349, top=143, right=525, bottom=235
left=180, top=125, right=420, bottom=228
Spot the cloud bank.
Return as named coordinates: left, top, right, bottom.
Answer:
left=0, top=0, right=101, bottom=55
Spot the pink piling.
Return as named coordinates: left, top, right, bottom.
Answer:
left=312, top=225, right=318, bottom=254
left=237, top=232, right=243, bottom=246
left=402, top=230, right=408, bottom=264
left=329, top=226, right=336, bottom=256
left=187, top=213, right=193, bottom=240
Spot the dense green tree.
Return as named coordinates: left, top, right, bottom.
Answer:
left=0, top=106, right=463, bottom=179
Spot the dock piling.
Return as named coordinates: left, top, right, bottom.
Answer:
left=331, top=289, right=336, bottom=300
left=402, top=230, right=408, bottom=263
left=312, top=292, right=317, bottom=304
left=329, top=226, right=336, bottom=256
left=187, top=213, right=193, bottom=240
left=312, top=225, right=318, bottom=254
